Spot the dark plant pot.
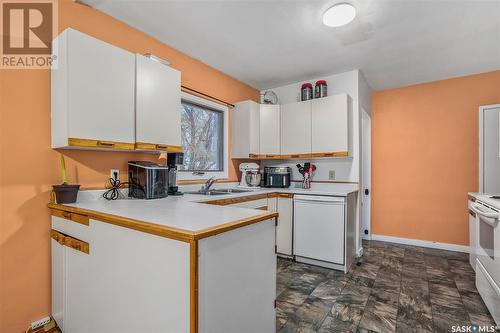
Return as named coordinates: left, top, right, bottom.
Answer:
left=53, top=184, right=80, bottom=204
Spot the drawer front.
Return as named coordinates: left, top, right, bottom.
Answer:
left=230, top=198, right=268, bottom=210
left=52, top=216, right=90, bottom=242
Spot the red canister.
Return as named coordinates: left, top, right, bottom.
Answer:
left=301, top=83, right=313, bottom=101
left=315, top=80, right=328, bottom=98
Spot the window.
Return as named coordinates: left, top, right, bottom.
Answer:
left=178, top=93, right=228, bottom=180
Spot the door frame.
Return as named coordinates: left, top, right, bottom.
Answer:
left=479, top=104, right=500, bottom=193
left=361, top=108, right=371, bottom=240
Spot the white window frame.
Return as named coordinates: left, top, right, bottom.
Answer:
left=177, top=92, right=229, bottom=181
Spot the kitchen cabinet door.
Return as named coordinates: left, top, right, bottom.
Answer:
left=276, top=195, right=293, bottom=256
left=51, top=238, right=66, bottom=332
left=281, top=101, right=311, bottom=155
left=232, top=100, right=260, bottom=158
left=52, top=28, right=136, bottom=150
left=135, top=54, right=182, bottom=151
left=260, top=105, right=281, bottom=156
left=311, top=94, right=351, bottom=156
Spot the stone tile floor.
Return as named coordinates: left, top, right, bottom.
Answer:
left=276, top=240, right=498, bottom=333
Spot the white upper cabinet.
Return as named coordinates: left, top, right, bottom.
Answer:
left=259, top=105, right=281, bottom=156
left=232, top=100, right=260, bottom=158
left=135, top=54, right=182, bottom=151
left=311, top=94, right=351, bottom=156
left=51, top=28, right=136, bottom=150
left=280, top=101, right=311, bottom=156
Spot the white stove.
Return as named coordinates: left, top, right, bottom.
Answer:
left=471, top=195, right=500, bottom=325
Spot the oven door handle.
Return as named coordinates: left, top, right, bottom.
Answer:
left=471, top=204, right=499, bottom=227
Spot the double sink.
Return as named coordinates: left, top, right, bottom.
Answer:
left=186, top=188, right=252, bottom=196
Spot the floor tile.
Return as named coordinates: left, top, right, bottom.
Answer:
left=276, top=241, right=495, bottom=333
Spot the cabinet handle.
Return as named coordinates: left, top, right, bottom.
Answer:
left=62, top=211, right=72, bottom=219
left=51, top=230, right=89, bottom=254
left=266, top=154, right=279, bottom=158
left=469, top=209, right=476, bottom=218
left=156, top=144, right=168, bottom=150
left=290, top=155, right=300, bottom=158
left=97, top=141, right=115, bottom=147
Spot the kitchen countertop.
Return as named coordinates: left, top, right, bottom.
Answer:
left=48, top=186, right=358, bottom=242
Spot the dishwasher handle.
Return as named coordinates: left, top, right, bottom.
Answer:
left=294, top=195, right=345, bottom=203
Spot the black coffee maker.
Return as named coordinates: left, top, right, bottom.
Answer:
left=167, top=152, right=184, bottom=196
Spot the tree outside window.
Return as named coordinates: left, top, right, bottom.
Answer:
left=179, top=100, right=223, bottom=172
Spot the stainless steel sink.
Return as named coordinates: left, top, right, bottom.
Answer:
left=185, top=188, right=252, bottom=196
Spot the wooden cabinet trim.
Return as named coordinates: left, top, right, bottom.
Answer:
left=68, top=138, right=135, bottom=150
left=193, top=212, right=278, bottom=240
left=51, top=229, right=89, bottom=254
left=51, top=208, right=89, bottom=226
left=189, top=240, right=198, bottom=333
left=203, top=193, right=269, bottom=206
left=135, top=142, right=183, bottom=152
left=249, top=152, right=348, bottom=159
left=277, top=193, right=294, bottom=199
left=311, top=151, right=349, bottom=158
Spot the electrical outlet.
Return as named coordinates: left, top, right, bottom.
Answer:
left=329, top=170, right=336, bottom=180
left=110, top=169, right=119, bottom=181
left=31, top=316, right=51, bottom=330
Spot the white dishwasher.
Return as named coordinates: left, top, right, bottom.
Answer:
left=293, top=195, right=345, bottom=269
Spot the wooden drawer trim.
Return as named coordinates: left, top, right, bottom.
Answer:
left=267, top=193, right=278, bottom=198
left=469, top=209, right=476, bottom=218
left=68, top=137, right=135, bottom=150
left=51, top=229, right=89, bottom=254
left=204, top=193, right=269, bottom=206
left=277, top=193, right=293, bottom=199
left=135, top=142, right=183, bottom=152
left=249, top=152, right=348, bottom=159
left=311, top=151, right=349, bottom=158
left=51, top=208, right=89, bottom=226
left=468, top=195, right=476, bottom=202
left=280, top=154, right=312, bottom=159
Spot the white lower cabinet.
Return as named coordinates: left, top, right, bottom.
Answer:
left=268, top=195, right=293, bottom=256
left=51, top=217, right=190, bottom=333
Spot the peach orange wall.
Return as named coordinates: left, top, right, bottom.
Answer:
left=0, top=1, right=258, bottom=331
left=372, top=70, right=500, bottom=246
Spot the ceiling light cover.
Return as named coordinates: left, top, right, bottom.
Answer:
left=323, top=3, right=356, bottom=27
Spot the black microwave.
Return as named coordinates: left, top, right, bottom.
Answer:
left=128, top=161, right=169, bottom=199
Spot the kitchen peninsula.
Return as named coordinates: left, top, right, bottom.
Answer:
left=48, top=191, right=279, bottom=333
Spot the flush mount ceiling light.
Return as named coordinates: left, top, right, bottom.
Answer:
left=323, top=3, right=356, bottom=27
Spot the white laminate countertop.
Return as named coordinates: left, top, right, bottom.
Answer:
left=60, top=185, right=358, bottom=234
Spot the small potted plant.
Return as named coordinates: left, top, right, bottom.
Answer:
left=52, top=154, right=80, bottom=204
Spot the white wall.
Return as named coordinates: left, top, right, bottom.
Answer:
left=261, top=70, right=362, bottom=183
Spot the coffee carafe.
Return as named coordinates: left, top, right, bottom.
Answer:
left=167, top=152, right=184, bottom=196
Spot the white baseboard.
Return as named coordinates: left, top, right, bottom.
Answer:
left=371, top=234, right=469, bottom=253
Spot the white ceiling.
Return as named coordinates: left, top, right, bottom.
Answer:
left=84, top=0, right=500, bottom=91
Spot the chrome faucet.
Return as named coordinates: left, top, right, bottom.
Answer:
left=201, top=177, right=217, bottom=192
